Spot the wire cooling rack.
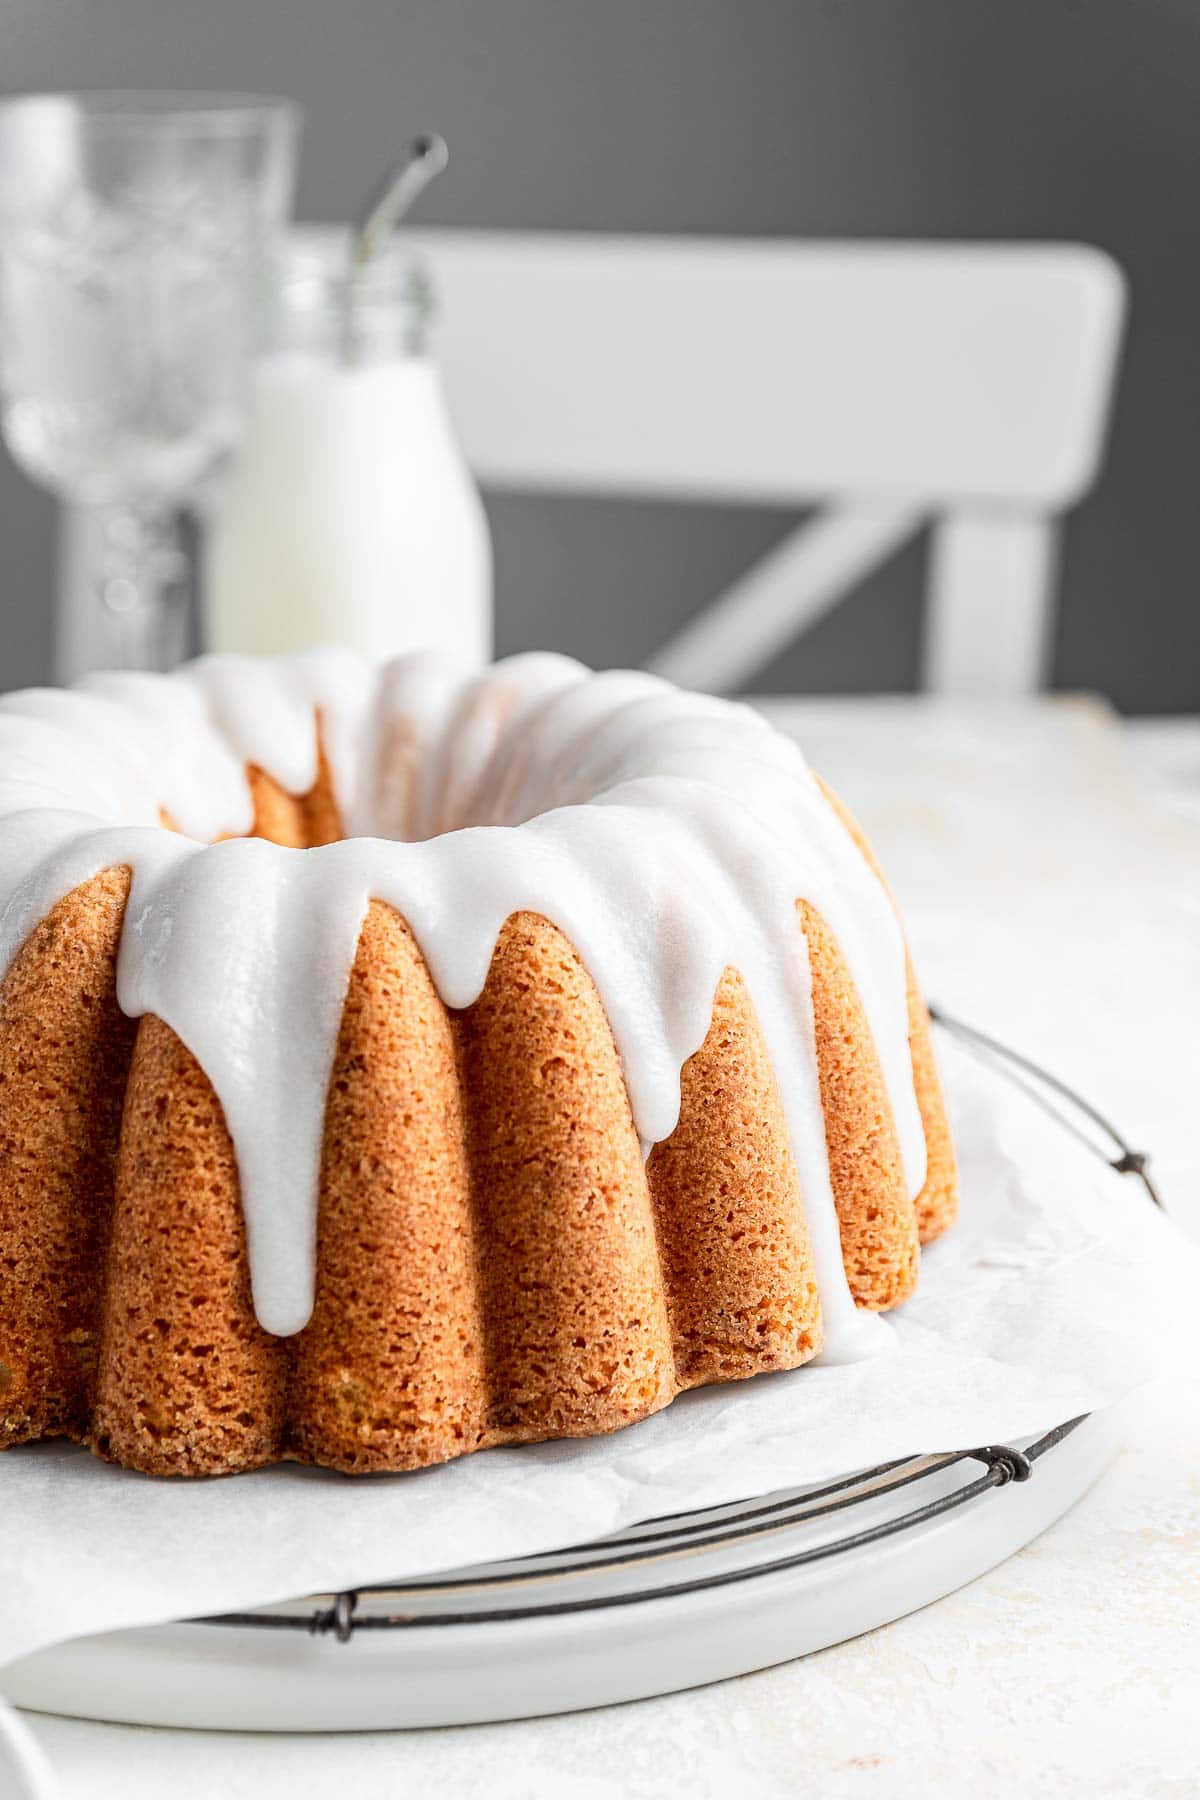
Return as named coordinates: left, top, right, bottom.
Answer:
left=198, top=1008, right=1161, bottom=1644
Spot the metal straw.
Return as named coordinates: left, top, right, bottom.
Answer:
left=342, top=132, right=448, bottom=363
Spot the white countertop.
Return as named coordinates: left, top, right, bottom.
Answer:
left=15, top=696, right=1200, bottom=1799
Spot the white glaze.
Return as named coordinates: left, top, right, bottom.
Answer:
left=0, top=650, right=926, bottom=1352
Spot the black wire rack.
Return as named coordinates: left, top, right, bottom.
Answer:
left=198, top=1008, right=1161, bottom=1644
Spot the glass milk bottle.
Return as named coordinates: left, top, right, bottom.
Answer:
left=205, top=239, right=491, bottom=661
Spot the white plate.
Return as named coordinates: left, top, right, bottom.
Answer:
left=1, top=1408, right=1120, bottom=1731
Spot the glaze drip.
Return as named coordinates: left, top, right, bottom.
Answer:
left=0, top=649, right=925, bottom=1350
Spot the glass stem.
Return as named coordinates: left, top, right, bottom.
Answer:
left=97, top=504, right=190, bottom=673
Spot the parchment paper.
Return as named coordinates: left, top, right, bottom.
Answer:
left=1, top=1037, right=1195, bottom=1671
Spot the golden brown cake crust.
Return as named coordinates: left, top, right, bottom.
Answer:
left=459, top=911, right=678, bottom=1444
left=90, top=1015, right=289, bottom=1476
left=801, top=899, right=921, bottom=1311
left=287, top=899, right=490, bottom=1473
left=647, top=966, right=823, bottom=1383
left=815, top=776, right=959, bottom=1244
left=0, top=867, right=135, bottom=1450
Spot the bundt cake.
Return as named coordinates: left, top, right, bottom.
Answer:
left=0, top=649, right=956, bottom=1477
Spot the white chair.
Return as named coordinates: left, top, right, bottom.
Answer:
left=409, top=230, right=1126, bottom=696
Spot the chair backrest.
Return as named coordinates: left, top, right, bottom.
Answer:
left=361, top=231, right=1128, bottom=693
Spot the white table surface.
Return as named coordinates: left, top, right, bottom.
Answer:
left=12, top=694, right=1200, bottom=1800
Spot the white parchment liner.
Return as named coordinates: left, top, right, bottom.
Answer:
left=0, top=1038, right=1196, bottom=1672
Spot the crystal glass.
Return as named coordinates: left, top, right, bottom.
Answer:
left=0, top=92, right=299, bottom=673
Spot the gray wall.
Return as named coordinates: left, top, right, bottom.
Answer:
left=1, top=0, right=1197, bottom=711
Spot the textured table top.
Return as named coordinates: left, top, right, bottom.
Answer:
left=13, top=695, right=1200, bottom=1800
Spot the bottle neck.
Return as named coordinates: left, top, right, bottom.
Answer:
left=267, top=239, right=433, bottom=364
